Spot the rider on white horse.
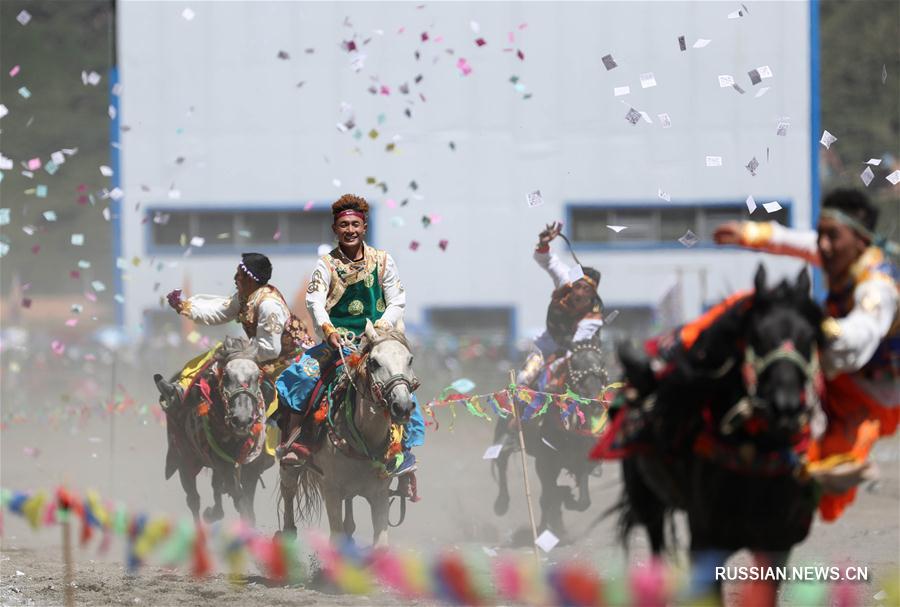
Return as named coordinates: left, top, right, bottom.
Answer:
left=276, top=194, right=425, bottom=474
left=158, top=252, right=313, bottom=409
left=519, top=221, right=605, bottom=386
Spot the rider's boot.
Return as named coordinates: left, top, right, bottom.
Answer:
left=154, top=374, right=184, bottom=413
left=278, top=411, right=309, bottom=466
left=516, top=351, right=544, bottom=386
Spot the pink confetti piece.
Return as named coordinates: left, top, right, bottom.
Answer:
left=518, top=22, right=528, bottom=30
left=51, top=340, right=66, bottom=356
left=439, top=239, right=449, bottom=251
left=27, top=157, right=41, bottom=170
left=508, top=32, right=515, bottom=43
left=421, top=31, right=429, bottom=42
left=380, top=85, right=391, bottom=95
left=65, top=318, right=78, bottom=327
left=83, top=354, right=96, bottom=362
left=409, top=240, right=420, bottom=251
left=77, top=183, right=87, bottom=192
left=456, top=58, right=472, bottom=76
left=517, top=49, right=525, bottom=61
left=385, top=198, right=397, bottom=209
left=84, top=292, right=97, bottom=303
left=70, top=270, right=80, bottom=279
left=475, top=38, right=486, bottom=47
left=272, top=230, right=281, bottom=241
left=21, top=298, right=32, bottom=308
left=10, top=65, right=20, bottom=77
left=31, top=244, right=40, bottom=254
left=434, top=35, right=443, bottom=44
left=22, top=447, right=40, bottom=458
left=304, top=200, right=314, bottom=211
left=77, top=195, right=89, bottom=205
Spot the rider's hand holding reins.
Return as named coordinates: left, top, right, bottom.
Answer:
left=538, top=221, right=563, bottom=248
left=327, top=331, right=343, bottom=350
left=166, top=289, right=184, bottom=313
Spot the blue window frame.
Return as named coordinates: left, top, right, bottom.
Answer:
left=143, top=203, right=377, bottom=255
left=564, top=200, right=793, bottom=251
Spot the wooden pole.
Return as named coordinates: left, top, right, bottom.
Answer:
left=62, top=513, right=75, bottom=607
left=509, top=370, right=541, bottom=569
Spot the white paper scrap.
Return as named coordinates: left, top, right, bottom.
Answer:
left=482, top=444, right=503, bottom=460
left=886, top=170, right=900, bottom=185
left=535, top=529, right=560, bottom=553
left=860, top=166, right=874, bottom=187
left=820, top=130, right=837, bottom=149
left=527, top=190, right=544, bottom=208
left=607, top=225, right=628, bottom=233
left=706, top=156, right=723, bottom=167
left=639, top=72, right=657, bottom=88
left=693, top=38, right=711, bottom=48
left=763, top=201, right=782, bottom=213
left=718, top=75, right=735, bottom=87
left=613, top=86, right=631, bottom=97
left=746, top=195, right=757, bottom=213
left=865, top=158, right=882, bottom=166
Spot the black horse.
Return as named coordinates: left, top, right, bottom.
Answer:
left=154, top=336, right=275, bottom=524
left=492, top=332, right=610, bottom=543
left=607, top=265, right=824, bottom=602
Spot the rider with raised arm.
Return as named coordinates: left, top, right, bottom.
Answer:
left=518, top=221, right=605, bottom=386
left=276, top=194, right=425, bottom=475
left=713, top=188, right=899, bottom=521
left=157, top=252, right=313, bottom=409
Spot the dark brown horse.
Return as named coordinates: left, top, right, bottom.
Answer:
left=154, top=336, right=275, bottom=524
left=492, top=332, right=610, bottom=544
left=606, top=265, right=824, bottom=602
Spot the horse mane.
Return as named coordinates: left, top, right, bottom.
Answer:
left=215, top=335, right=258, bottom=364
left=359, top=328, right=411, bottom=355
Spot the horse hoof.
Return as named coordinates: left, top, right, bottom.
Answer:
left=202, top=507, right=224, bottom=523
left=493, top=495, right=510, bottom=516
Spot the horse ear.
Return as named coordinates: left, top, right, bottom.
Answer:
left=395, top=317, right=406, bottom=334
left=364, top=318, right=379, bottom=342
left=794, top=267, right=811, bottom=299
left=753, top=264, right=768, bottom=296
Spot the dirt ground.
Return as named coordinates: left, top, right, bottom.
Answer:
left=1, top=380, right=898, bottom=606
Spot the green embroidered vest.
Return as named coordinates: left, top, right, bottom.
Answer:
left=330, top=264, right=386, bottom=335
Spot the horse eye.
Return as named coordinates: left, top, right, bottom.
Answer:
left=370, top=359, right=381, bottom=370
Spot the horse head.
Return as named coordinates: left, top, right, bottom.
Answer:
left=214, top=336, right=264, bottom=437
left=567, top=332, right=608, bottom=399
left=736, top=264, right=824, bottom=441
left=360, top=318, right=420, bottom=424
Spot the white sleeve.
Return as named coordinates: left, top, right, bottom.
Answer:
left=181, top=292, right=240, bottom=325
left=741, top=222, right=821, bottom=266
left=379, top=253, right=407, bottom=327
left=534, top=250, right=571, bottom=288
left=572, top=318, right=604, bottom=342
left=305, top=258, right=332, bottom=338
left=252, top=299, right=288, bottom=362
left=822, top=279, right=898, bottom=376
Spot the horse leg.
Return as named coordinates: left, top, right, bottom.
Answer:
left=343, top=498, right=356, bottom=538
left=178, top=466, right=202, bottom=522
left=563, top=469, right=591, bottom=512
left=621, top=458, right=666, bottom=555
left=535, top=456, right=566, bottom=541
left=279, top=464, right=300, bottom=538
left=240, top=471, right=259, bottom=526
left=492, top=421, right=514, bottom=516
left=203, top=468, right=225, bottom=523
left=322, top=486, right=346, bottom=542
left=367, top=493, right=390, bottom=548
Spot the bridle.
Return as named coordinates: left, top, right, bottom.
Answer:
left=213, top=363, right=265, bottom=435
left=720, top=339, right=822, bottom=436
left=567, top=340, right=606, bottom=385
left=367, top=355, right=421, bottom=409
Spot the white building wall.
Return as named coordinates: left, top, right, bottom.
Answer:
left=118, top=1, right=812, bottom=341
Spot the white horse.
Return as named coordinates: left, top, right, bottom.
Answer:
left=279, top=319, right=419, bottom=547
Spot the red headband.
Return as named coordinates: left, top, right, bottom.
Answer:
left=335, top=209, right=366, bottom=221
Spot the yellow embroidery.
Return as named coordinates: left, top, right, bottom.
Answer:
left=375, top=298, right=386, bottom=313
left=364, top=273, right=375, bottom=289
left=822, top=317, right=842, bottom=341
left=261, top=312, right=284, bottom=335
left=348, top=300, right=364, bottom=315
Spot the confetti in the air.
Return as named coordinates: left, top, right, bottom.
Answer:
left=640, top=72, right=657, bottom=88
left=678, top=230, right=699, bottom=247
left=601, top=54, right=618, bottom=70
left=746, top=195, right=757, bottom=213
left=820, top=130, right=837, bottom=149
left=17, top=10, right=32, bottom=25
left=607, top=225, right=628, bottom=233
left=526, top=190, right=544, bottom=208
left=614, top=86, right=630, bottom=97
left=860, top=166, right=874, bottom=187
left=705, top=156, right=723, bottom=167
left=886, top=170, right=900, bottom=185
left=763, top=201, right=782, bottom=213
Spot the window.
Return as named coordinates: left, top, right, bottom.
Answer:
left=569, top=202, right=791, bottom=246
left=147, top=207, right=335, bottom=251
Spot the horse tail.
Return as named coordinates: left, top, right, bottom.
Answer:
left=293, top=466, right=323, bottom=525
